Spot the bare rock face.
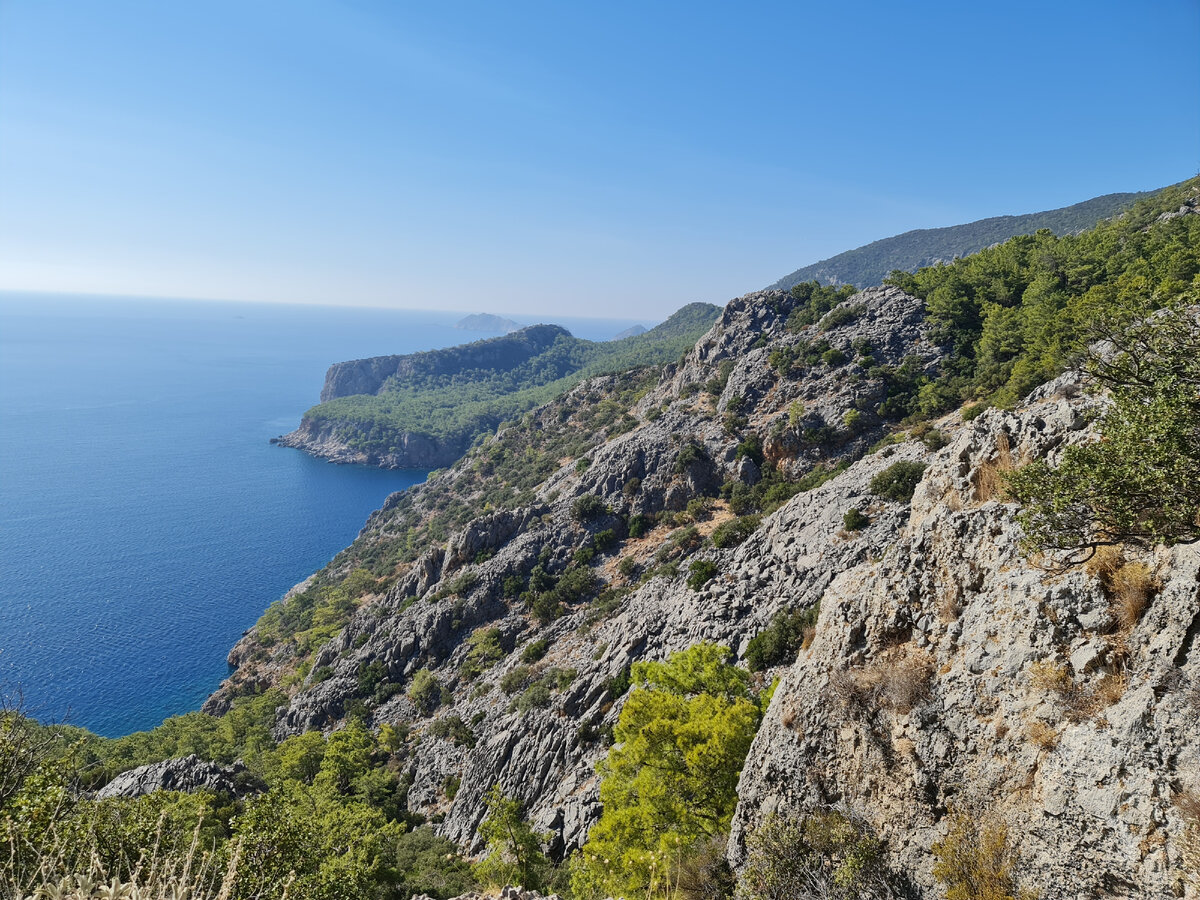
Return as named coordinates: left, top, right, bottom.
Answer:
left=212, top=282, right=1200, bottom=895
left=242, top=285, right=946, bottom=855
left=730, top=384, right=1200, bottom=898
left=96, top=755, right=263, bottom=800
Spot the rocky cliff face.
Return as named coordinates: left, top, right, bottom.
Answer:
left=730, top=377, right=1200, bottom=898
left=274, top=418, right=468, bottom=469
left=212, top=284, right=1199, bottom=895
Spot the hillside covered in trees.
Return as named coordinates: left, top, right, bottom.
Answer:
left=276, top=303, right=721, bottom=468
left=768, top=189, right=1148, bottom=292
left=5, top=176, right=1200, bottom=900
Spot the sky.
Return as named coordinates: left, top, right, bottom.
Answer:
left=1, top=1, right=1197, bottom=319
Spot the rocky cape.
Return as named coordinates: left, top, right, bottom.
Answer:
left=274, top=324, right=572, bottom=468
left=212, top=285, right=1198, bottom=897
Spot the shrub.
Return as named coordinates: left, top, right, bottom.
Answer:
left=628, top=513, right=652, bottom=538
left=687, top=559, right=719, bottom=591
left=745, top=606, right=819, bottom=672
left=429, top=715, right=476, bottom=748
left=521, top=638, right=549, bottom=664
left=462, top=627, right=505, bottom=680
left=571, top=494, right=607, bottom=522
left=407, top=669, right=442, bottom=715
left=961, top=401, right=989, bottom=421
left=931, top=807, right=1033, bottom=900
left=515, top=682, right=552, bottom=712
left=869, top=460, right=927, bottom=502
left=500, top=665, right=535, bottom=695
left=711, top=515, right=762, bottom=549
left=818, top=302, right=866, bottom=331
left=735, top=811, right=900, bottom=900
left=674, top=440, right=707, bottom=474
left=843, top=508, right=870, bottom=531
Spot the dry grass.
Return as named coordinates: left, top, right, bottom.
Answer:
left=1084, top=544, right=1125, bottom=583
left=1110, top=562, right=1157, bottom=631
left=971, top=432, right=1014, bottom=503
left=830, top=649, right=934, bottom=718
left=1028, top=659, right=1128, bottom=723
left=1029, top=660, right=1074, bottom=697
left=1084, top=546, right=1159, bottom=634
left=1176, top=787, right=1200, bottom=890
left=6, top=821, right=237, bottom=900
left=1026, top=719, right=1059, bottom=751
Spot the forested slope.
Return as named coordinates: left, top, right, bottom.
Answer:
left=769, top=188, right=1148, bottom=291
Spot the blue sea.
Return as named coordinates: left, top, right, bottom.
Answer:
left=0, top=292, right=643, bottom=737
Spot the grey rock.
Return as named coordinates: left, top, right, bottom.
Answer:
left=96, top=755, right=263, bottom=800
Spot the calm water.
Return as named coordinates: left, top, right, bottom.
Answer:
left=0, top=292, right=642, bottom=736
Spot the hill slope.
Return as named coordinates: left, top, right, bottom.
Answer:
left=275, top=303, right=721, bottom=468
left=768, top=189, right=1149, bottom=291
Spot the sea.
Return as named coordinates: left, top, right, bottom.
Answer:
left=0, top=292, right=643, bottom=737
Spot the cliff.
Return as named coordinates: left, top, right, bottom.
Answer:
left=214, top=274, right=1200, bottom=894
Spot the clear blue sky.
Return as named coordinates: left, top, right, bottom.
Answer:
left=1, top=0, right=1197, bottom=318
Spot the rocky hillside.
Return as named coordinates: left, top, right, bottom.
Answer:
left=198, top=177, right=1200, bottom=895
left=203, top=270, right=1198, bottom=893
left=210, top=285, right=945, bottom=852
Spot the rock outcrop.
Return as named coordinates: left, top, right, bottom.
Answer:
left=95, top=755, right=263, bottom=800
left=731, top=376, right=1200, bottom=898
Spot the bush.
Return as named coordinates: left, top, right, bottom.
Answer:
left=711, top=515, right=762, bottom=549
left=843, top=508, right=870, bottom=531
left=462, top=627, right=505, bottom=680
left=428, top=715, right=476, bottom=748
left=687, top=559, right=719, bottom=591
left=736, top=811, right=902, bottom=900
left=521, top=638, right=549, bottom=664
left=500, top=665, right=535, bottom=695
left=674, top=441, right=707, bottom=474
left=407, top=669, right=442, bottom=715
left=931, top=807, right=1031, bottom=900
left=869, top=460, right=927, bottom=503
left=571, top=494, right=608, bottom=522
left=628, top=513, right=652, bottom=538
left=744, top=606, right=819, bottom=672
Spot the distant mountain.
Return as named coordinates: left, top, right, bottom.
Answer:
left=612, top=324, right=647, bottom=340
left=455, top=313, right=520, bottom=333
left=768, top=190, right=1150, bottom=291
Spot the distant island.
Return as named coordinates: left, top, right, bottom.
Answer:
left=455, top=313, right=520, bottom=333
left=612, top=324, right=646, bottom=340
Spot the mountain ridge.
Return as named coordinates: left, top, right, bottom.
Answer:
left=768, top=189, right=1150, bottom=291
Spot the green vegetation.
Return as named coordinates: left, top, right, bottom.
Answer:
left=885, top=178, right=1200, bottom=412
left=476, top=786, right=556, bottom=892
left=687, top=558, right=719, bottom=591
left=745, top=605, right=819, bottom=672
left=711, top=514, right=762, bottom=549
left=843, top=508, right=870, bottom=531
left=1, top=708, right=477, bottom=900
left=869, top=460, right=926, bottom=503
left=572, top=644, right=765, bottom=899
left=736, top=811, right=902, bottom=899
left=1006, top=299, right=1200, bottom=562
left=769, top=189, right=1147, bottom=291
left=302, top=303, right=720, bottom=458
